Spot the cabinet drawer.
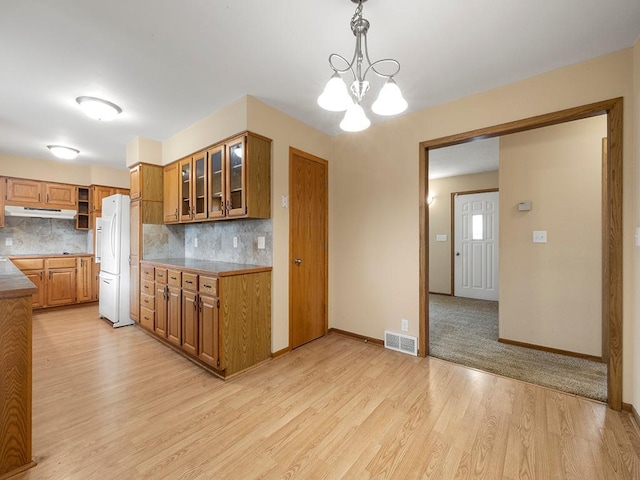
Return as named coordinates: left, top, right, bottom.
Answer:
left=199, top=275, right=218, bottom=296
left=140, top=293, right=155, bottom=310
left=155, top=268, right=168, bottom=284
left=141, top=265, right=154, bottom=281
left=140, top=306, right=155, bottom=331
left=167, top=269, right=181, bottom=287
left=141, top=280, right=155, bottom=295
left=11, top=258, right=44, bottom=270
left=45, top=257, right=76, bottom=269
left=182, top=272, right=198, bottom=291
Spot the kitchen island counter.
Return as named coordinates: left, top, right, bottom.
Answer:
left=0, top=257, right=37, bottom=299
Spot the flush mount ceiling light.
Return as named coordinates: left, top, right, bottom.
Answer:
left=318, top=0, right=407, bottom=132
left=75, top=96, right=122, bottom=121
left=47, top=145, right=80, bottom=160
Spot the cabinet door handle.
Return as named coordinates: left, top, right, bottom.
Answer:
left=203, top=284, right=211, bottom=289
left=175, top=208, right=178, bottom=220
left=185, top=280, right=193, bottom=284
left=38, top=193, right=41, bottom=202
left=39, top=271, right=43, bottom=280
left=194, top=294, right=199, bottom=310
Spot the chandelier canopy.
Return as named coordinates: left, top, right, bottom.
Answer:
left=318, top=0, right=407, bottom=132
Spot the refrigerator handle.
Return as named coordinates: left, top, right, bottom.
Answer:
left=110, top=210, right=117, bottom=258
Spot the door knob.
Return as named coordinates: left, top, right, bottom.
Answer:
left=294, top=258, right=302, bottom=266
left=456, top=252, right=460, bottom=256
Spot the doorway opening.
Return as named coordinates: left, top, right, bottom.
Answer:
left=419, top=98, right=623, bottom=410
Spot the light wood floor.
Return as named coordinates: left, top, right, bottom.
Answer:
left=12, top=305, right=640, bottom=479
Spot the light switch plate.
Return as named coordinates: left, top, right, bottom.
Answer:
left=435, top=234, right=447, bottom=242
left=401, top=319, right=409, bottom=332
left=233, top=236, right=238, bottom=248
left=5, top=238, right=12, bottom=246
left=533, top=231, right=547, bottom=243
left=257, top=236, right=265, bottom=249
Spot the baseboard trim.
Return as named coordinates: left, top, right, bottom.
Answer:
left=271, top=347, right=290, bottom=359
left=328, top=328, right=384, bottom=347
left=428, top=292, right=452, bottom=296
left=622, top=403, right=640, bottom=430
left=498, top=338, right=603, bottom=363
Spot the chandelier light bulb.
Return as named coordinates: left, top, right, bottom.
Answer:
left=339, top=103, right=371, bottom=132
left=76, top=96, right=122, bottom=121
left=47, top=145, right=80, bottom=160
left=371, top=78, right=408, bottom=116
left=318, top=73, right=352, bottom=112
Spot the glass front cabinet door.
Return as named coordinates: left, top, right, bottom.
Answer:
left=179, top=157, right=192, bottom=221
left=192, top=151, right=207, bottom=220
left=226, top=136, right=246, bottom=217
left=207, top=144, right=225, bottom=219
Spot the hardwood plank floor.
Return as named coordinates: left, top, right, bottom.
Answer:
left=12, top=305, right=640, bottom=479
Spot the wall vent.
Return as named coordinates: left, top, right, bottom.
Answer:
left=384, top=330, right=418, bottom=356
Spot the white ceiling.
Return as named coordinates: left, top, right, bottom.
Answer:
left=1, top=1, right=639, bottom=169
left=429, top=138, right=499, bottom=179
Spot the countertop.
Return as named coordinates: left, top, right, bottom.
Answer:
left=0, top=258, right=37, bottom=299
left=141, top=258, right=272, bottom=277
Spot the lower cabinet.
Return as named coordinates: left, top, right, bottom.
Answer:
left=139, top=261, right=271, bottom=378
left=11, top=255, right=95, bottom=309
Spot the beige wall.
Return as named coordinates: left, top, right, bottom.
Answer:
left=330, top=47, right=635, bottom=401
left=156, top=95, right=332, bottom=353
left=161, top=96, right=248, bottom=165
left=0, top=153, right=129, bottom=188
left=428, top=171, right=499, bottom=294
left=499, top=116, right=606, bottom=356
left=126, top=137, right=162, bottom=167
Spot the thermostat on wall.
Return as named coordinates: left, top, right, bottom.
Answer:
left=518, top=201, right=532, bottom=211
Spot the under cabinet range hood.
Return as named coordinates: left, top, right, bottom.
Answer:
left=5, top=205, right=77, bottom=219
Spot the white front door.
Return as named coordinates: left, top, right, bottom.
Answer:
left=454, top=191, right=499, bottom=301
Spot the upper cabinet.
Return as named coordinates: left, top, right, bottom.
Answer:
left=178, top=151, right=207, bottom=223
left=5, top=178, right=77, bottom=209
left=163, top=162, right=179, bottom=224
left=164, top=131, right=271, bottom=225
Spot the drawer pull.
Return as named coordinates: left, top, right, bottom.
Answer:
left=203, top=284, right=211, bottom=288
left=170, top=276, right=177, bottom=280
left=185, top=280, right=193, bottom=284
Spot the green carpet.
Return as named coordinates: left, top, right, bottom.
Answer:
left=428, top=294, right=607, bottom=402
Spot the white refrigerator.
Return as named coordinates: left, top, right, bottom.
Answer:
left=98, top=194, right=134, bottom=327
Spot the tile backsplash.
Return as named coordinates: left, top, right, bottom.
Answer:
left=143, top=219, right=272, bottom=266
left=0, top=217, right=92, bottom=255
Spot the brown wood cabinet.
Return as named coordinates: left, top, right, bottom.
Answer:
left=11, top=255, right=95, bottom=309
left=163, top=162, right=179, bottom=223
left=163, top=132, right=271, bottom=225
left=178, top=151, right=207, bottom=222
left=4, top=177, right=77, bottom=209
left=139, top=260, right=271, bottom=378
left=76, top=256, right=92, bottom=302
left=128, top=163, right=163, bottom=323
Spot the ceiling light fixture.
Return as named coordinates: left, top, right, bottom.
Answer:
left=318, top=0, right=407, bottom=132
left=75, top=96, right=122, bottom=121
left=47, top=145, right=80, bottom=160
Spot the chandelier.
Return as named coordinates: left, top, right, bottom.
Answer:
left=318, top=0, right=407, bottom=132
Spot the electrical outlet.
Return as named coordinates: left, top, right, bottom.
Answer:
left=401, top=319, right=409, bottom=332
left=233, top=236, right=238, bottom=248
left=257, top=236, right=266, bottom=249
left=5, top=238, right=12, bottom=246
left=281, top=195, right=288, bottom=208
left=194, top=237, right=198, bottom=248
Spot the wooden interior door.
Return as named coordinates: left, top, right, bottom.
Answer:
left=289, top=148, right=328, bottom=349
